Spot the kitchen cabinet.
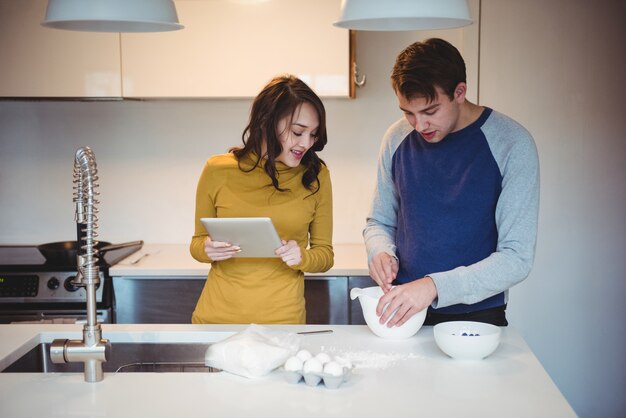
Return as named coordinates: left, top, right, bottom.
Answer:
left=112, top=276, right=204, bottom=324
left=121, top=0, right=351, bottom=98
left=348, top=276, right=376, bottom=325
left=0, top=0, right=121, bottom=98
left=1, top=0, right=351, bottom=99
left=112, top=275, right=361, bottom=325
left=304, top=277, right=348, bottom=324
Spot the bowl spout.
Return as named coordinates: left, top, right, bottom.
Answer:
left=349, top=287, right=364, bottom=301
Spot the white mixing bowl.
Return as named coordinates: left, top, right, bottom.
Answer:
left=433, top=321, right=501, bottom=360
left=350, top=286, right=427, bottom=339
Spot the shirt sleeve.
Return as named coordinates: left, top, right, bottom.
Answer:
left=363, top=119, right=411, bottom=263
left=430, top=118, right=540, bottom=308
left=292, top=165, right=334, bottom=273
left=189, top=159, right=215, bottom=264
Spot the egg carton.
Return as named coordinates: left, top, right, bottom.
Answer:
left=279, top=366, right=352, bottom=389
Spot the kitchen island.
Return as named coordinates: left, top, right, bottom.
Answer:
left=0, top=323, right=576, bottom=418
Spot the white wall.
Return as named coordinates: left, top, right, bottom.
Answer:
left=0, top=28, right=475, bottom=245
left=480, top=1, right=626, bottom=417
left=0, top=1, right=624, bottom=417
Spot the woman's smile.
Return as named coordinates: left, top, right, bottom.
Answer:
left=276, top=101, right=319, bottom=167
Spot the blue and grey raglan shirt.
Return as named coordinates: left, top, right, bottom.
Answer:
left=364, top=108, right=539, bottom=314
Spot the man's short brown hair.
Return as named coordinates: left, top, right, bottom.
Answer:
left=391, top=38, right=467, bottom=102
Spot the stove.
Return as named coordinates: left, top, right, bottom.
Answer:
left=0, top=243, right=142, bottom=324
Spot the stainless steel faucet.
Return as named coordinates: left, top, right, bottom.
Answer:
left=50, top=147, right=109, bottom=382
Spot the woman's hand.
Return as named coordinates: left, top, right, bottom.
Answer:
left=376, top=277, right=437, bottom=327
left=203, top=236, right=240, bottom=261
left=275, top=240, right=302, bottom=266
left=368, top=252, right=398, bottom=293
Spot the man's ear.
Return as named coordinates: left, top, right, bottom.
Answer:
left=454, top=82, right=467, bottom=103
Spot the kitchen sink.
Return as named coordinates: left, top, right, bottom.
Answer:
left=2, top=342, right=221, bottom=373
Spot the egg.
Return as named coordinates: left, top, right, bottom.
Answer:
left=296, top=349, right=313, bottom=362
left=315, top=352, right=332, bottom=365
left=323, top=361, right=343, bottom=377
left=302, top=357, right=323, bottom=374
left=284, top=356, right=304, bottom=372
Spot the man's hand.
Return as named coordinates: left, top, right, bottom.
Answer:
left=368, top=252, right=398, bottom=293
left=376, top=277, right=437, bottom=327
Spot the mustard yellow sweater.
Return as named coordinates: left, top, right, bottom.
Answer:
left=189, top=153, right=334, bottom=324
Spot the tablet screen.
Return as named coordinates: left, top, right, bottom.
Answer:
left=200, top=217, right=282, bottom=258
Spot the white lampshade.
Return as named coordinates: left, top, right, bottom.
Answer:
left=41, top=0, right=184, bottom=32
left=334, top=0, right=472, bottom=31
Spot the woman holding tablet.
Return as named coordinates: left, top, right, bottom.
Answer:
left=190, top=75, right=334, bottom=324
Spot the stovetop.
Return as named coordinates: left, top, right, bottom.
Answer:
left=0, top=244, right=142, bottom=304
left=0, top=244, right=142, bottom=272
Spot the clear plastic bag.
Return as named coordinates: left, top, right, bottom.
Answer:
left=205, top=324, right=301, bottom=378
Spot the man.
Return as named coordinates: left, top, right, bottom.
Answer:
left=364, top=38, right=539, bottom=327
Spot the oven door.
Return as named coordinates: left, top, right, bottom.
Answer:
left=0, top=308, right=111, bottom=324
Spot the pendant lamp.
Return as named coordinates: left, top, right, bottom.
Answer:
left=334, top=0, right=472, bottom=31
left=41, top=0, right=183, bottom=32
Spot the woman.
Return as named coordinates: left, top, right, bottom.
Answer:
left=190, top=75, right=334, bottom=324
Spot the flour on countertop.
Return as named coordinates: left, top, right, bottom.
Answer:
left=320, top=346, right=423, bottom=370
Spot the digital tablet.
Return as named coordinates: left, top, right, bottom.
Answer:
left=200, top=217, right=282, bottom=258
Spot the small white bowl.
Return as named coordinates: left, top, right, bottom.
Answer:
left=433, top=321, right=501, bottom=360
left=350, top=286, right=427, bottom=339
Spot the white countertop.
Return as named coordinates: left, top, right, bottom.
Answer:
left=0, top=324, right=575, bottom=418
left=109, top=243, right=370, bottom=277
